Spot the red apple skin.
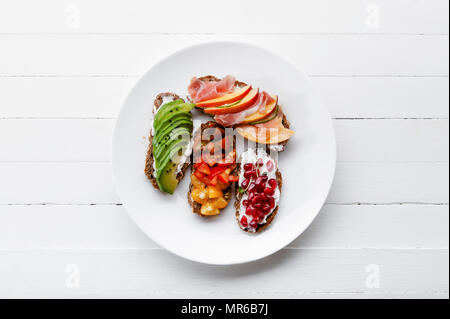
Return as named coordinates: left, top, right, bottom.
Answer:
left=204, top=89, right=260, bottom=115
left=195, top=86, right=252, bottom=108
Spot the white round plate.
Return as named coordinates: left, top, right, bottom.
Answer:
left=112, top=42, right=336, bottom=265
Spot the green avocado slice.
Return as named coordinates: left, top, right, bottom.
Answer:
left=154, top=127, right=191, bottom=164
left=154, top=102, right=195, bottom=131
left=155, top=141, right=190, bottom=194
left=156, top=141, right=189, bottom=177
left=156, top=161, right=180, bottom=195
left=153, top=114, right=193, bottom=146
left=154, top=122, right=192, bottom=150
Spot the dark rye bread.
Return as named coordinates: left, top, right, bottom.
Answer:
left=144, top=92, right=191, bottom=191
left=187, top=121, right=236, bottom=217
left=234, top=163, right=283, bottom=233
left=191, top=75, right=291, bottom=152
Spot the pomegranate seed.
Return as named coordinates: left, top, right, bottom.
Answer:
left=255, top=177, right=265, bottom=192
left=243, top=163, right=254, bottom=171
left=252, top=195, right=261, bottom=205
left=251, top=170, right=258, bottom=178
left=243, top=171, right=253, bottom=179
left=256, top=158, right=264, bottom=167
left=266, top=160, right=274, bottom=172
left=248, top=184, right=257, bottom=194
left=249, top=220, right=258, bottom=229
left=254, top=203, right=262, bottom=209
left=243, top=199, right=250, bottom=207
left=264, top=187, right=275, bottom=196
left=261, top=175, right=268, bottom=183
left=268, top=197, right=275, bottom=208
left=241, top=216, right=248, bottom=228
left=241, top=179, right=250, bottom=189
left=262, top=204, right=271, bottom=214
left=257, top=213, right=265, bottom=223
left=248, top=192, right=255, bottom=202
left=268, top=178, right=277, bottom=189
left=260, top=193, right=268, bottom=202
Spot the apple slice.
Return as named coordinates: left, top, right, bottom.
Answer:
left=239, top=95, right=278, bottom=124
left=204, top=88, right=259, bottom=115
left=236, top=125, right=294, bottom=144
left=196, top=85, right=252, bottom=108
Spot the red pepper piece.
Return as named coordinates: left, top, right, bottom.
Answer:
left=197, top=162, right=211, bottom=175
left=218, top=172, right=230, bottom=184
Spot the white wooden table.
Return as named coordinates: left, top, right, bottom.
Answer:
left=0, top=0, right=448, bottom=299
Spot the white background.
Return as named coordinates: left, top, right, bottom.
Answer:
left=0, top=0, right=448, bottom=298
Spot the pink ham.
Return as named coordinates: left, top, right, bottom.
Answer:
left=188, top=75, right=236, bottom=103
left=214, top=91, right=273, bottom=127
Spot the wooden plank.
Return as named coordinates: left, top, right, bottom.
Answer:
left=0, top=119, right=113, bottom=162
left=0, top=0, right=448, bottom=34
left=0, top=205, right=447, bottom=250
left=329, top=162, right=449, bottom=204
left=335, top=119, right=449, bottom=163
left=0, top=77, right=448, bottom=119
left=315, top=77, right=450, bottom=119
left=0, top=163, right=119, bottom=204
left=0, top=35, right=447, bottom=76
left=0, top=249, right=447, bottom=298
left=0, top=119, right=447, bottom=162
left=0, top=162, right=447, bottom=204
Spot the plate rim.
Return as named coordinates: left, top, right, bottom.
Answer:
left=112, top=41, right=337, bottom=265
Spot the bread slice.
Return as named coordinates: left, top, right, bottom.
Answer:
left=234, top=162, right=283, bottom=233
left=144, top=92, right=191, bottom=191
left=187, top=121, right=236, bottom=217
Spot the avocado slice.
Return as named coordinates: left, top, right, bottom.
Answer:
left=154, top=102, right=195, bottom=131
left=156, top=161, right=180, bottom=195
left=153, top=113, right=193, bottom=146
left=153, top=127, right=191, bottom=165
left=154, top=99, right=183, bottom=120
left=156, top=139, right=192, bottom=194
left=155, top=140, right=190, bottom=177
left=154, top=122, right=192, bottom=151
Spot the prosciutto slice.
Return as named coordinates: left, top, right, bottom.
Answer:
left=188, top=75, right=236, bottom=103
left=214, top=92, right=274, bottom=127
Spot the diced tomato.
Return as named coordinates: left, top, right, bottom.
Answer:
left=198, top=175, right=218, bottom=187
left=202, top=153, right=216, bottom=167
left=206, top=176, right=218, bottom=186
left=216, top=158, right=231, bottom=167
left=218, top=172, right=230, bottom=185
left=197, top=162, right=211, bottom=175
left=194, top=170, right=205, bottom=179
left=210, top=165, right=228, bottom=177
left=193, top=161, right=203, bottom=169
left=228, top=175, right=239, bottom=183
